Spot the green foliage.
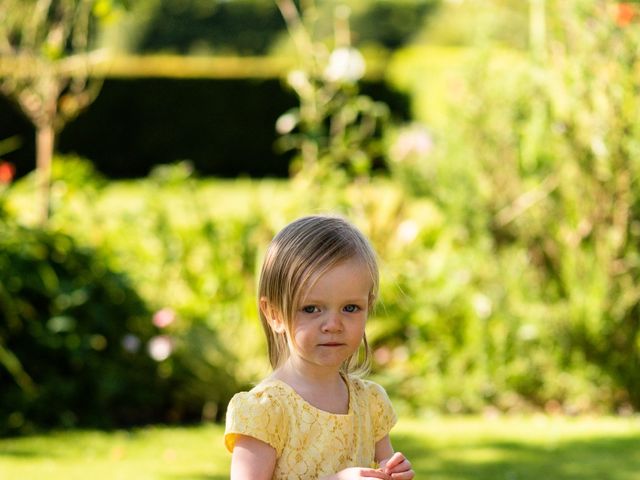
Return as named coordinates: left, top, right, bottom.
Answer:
left=350, top=0, right=439, bottom=49
left=38, top=158, right=252, bottom=406
left=414, top=0, right=529, bottom=48
left=274, top=0, right=391, bottom=199
left=0, top=0, right=132, bottom=223
left=4, top=0, right=640, bottom=421
left=538, top=0, right=640, bottom=409
left=0, top=220, right=167, bottom=435
left=4, top=143, right=636, bottom=420
left=133, top=0, right=284, bottom=55
left=385, top=0, right=640, bottom=413
left=0, top=0, right=124, bottom=57
left=105, top=0, right=440, bottom=55
left=0, top=160, right=247, bottom=435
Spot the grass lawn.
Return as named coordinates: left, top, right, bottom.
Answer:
left=1, top=416, right=638, bottom=480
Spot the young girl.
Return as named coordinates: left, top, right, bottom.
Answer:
left=225, top=215, right=414, bottom=480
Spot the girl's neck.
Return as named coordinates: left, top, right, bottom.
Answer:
left=273, top=357, right=343, bottom=386
left=270, top=359, right=349, bottom=414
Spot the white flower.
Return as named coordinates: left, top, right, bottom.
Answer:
left=396, top=220, right=420, bottom=245
left=276, top=112, right=298, bottom=135
left=324, top=47, right=366, bottom=83
left=472, top=294, right=493, bottom=319
left=518, top=324, right=539, bottom=341
left=148, top=335, right=174, bottom=362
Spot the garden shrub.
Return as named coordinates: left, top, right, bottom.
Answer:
left=384, top=0, right=640, bottom=413
left=0, top=221, right=170, bottom=435
left=1, top=158, right=247, bottom=435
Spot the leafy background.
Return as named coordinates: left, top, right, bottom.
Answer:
left=1, top=0, right=639, bottom=437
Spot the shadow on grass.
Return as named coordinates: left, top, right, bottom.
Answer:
left=394, top=432, right=640, bottom=480
left=0, top=446, right=43, bottom=458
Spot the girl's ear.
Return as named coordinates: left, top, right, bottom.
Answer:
left=260, top=297, right=286, bottom=334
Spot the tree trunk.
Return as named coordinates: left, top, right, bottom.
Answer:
left=35, top=122, right=54, bottom=225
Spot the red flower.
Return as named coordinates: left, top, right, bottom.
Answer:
left=0, top=161, right=15, bottom=184
left=616, top=3, right=636, bottom=26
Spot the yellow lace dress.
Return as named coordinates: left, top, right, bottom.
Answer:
left=224, top=375, right=397, bottom=479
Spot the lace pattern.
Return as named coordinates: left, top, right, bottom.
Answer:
left=225, top=376, right=397, bottom=479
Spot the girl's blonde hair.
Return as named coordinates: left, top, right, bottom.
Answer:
left=258, top=215, right=379, bottom=374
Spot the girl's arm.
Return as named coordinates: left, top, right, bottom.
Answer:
left=375, top=435, right=415, bottom=480
left=375, top=434, right=394, bottom=463
left=230, top=435, right=277, bottom=480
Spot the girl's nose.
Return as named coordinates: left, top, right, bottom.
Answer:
left=321, top=311, right=343, bottom=332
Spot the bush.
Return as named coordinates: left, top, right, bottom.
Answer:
left=0, top=221, right=169, bottom=435
left=384, top=0, right=640, bottom=413
left=1, top=159, right=248, bottom=435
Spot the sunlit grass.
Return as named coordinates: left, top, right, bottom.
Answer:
left=395, top=416, right=640, bottom=480
left=0, top=424, right=229, bottom=480
left=6, top=175, right=294, bottom=227
left=1, top=416, right=638, bottom=480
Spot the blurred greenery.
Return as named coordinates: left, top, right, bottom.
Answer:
left=98, top=0, right=438, bottom=55
left=2, top=0, right=640, bottom=437
left=0, top=0, right=133, bottom=223
left=382, top=0, right=640, bottom=414
left=0, top=174, right=243, bottom=435
left=0, top=416, right=638, bottom=479
left=0, top=218, right=168, bottom=435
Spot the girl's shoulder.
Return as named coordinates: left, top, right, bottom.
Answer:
left=347, top=375, right=391, bottom=400
left=228, top=378, right=293, bottom=408
left=346, top=375, right=397, bottom=440
left=225, top=380, right=292, bottom=455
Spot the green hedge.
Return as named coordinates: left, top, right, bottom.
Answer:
left=1, top=77, right=409, bottom=179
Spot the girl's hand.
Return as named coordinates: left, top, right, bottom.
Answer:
left=321, top=467, right=391, bottom=479
left=379, top=452, right=415, bottom=479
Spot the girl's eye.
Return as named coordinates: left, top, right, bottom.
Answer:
left=343, top=304, right=360, bottom=313
left=302, top=305, right=319, bottom=314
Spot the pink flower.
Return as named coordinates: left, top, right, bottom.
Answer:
left=390, top=124, right=433, bottom=163
left=0, top=161, right=15, bottom=184
left=147, top=335, right=174, bottom=362
left=374, top=347, right=392, bottom=366
left=152, top=308, right=176, bottom=329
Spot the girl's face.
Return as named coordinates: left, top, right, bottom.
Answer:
left=285, top=257, right=372, bottom=374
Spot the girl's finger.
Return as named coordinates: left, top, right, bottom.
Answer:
left=361, top=468, right=391, bottom=479
left=391, top=470, right=415, bottom=480
left=389, top=459, right=411, bottom=473
left=383, top=452, right=406, bottom=471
